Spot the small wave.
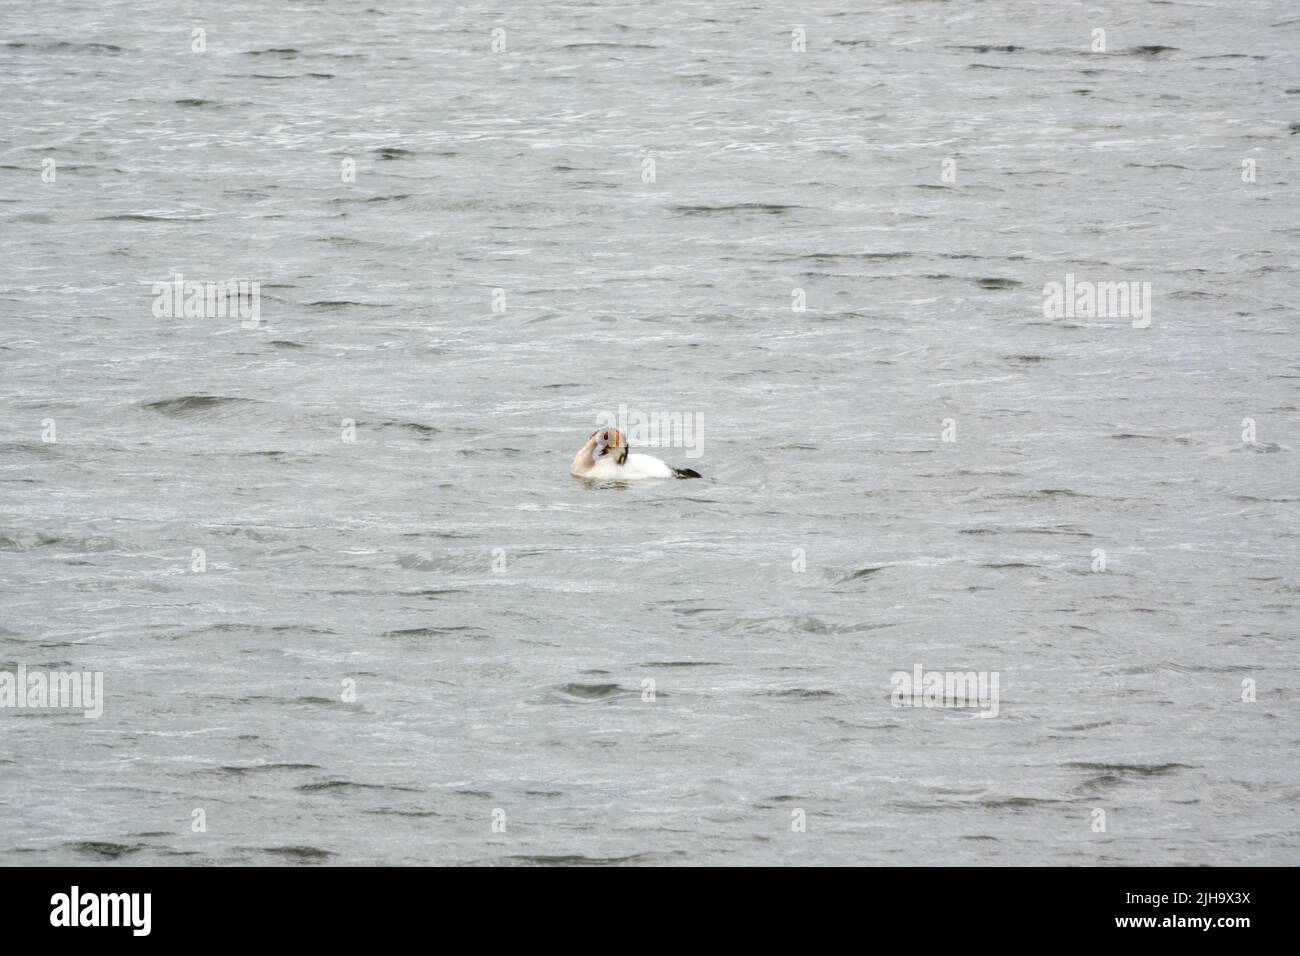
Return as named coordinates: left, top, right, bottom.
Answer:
left=382, top=626, right=488, bottom=639
left=640, top=660, right=727, bottom=668
left=329, top=194, right=412, bottom=204
left=561, top=42, right=661, bottom=50
left=1068, top=761, right=1192, bottom=776
left=0, top=532, right=126, bottom=552
left=1123, top=45, right=1179, bottom=56
left=671, top=203, right=800, bottom=216
left=66, top=841, right=142, bottom=859
left=948, top=44, right=1026, bottom=54
left=96, top=213, right=209, bottom=222
left=554, top=682, right=638, bottom=702
left=505, top=853, right=666, bottom=866
left=142, top=395, right=256, bottom=415
left=260, top=846, right=333, bottom=862
left=380, top=419, right=438, bottom=435
left=991, top=488, right=1091, bottom=501
left=960, top=525, right=1093, bottom=537
left=838, top=566, right=887, bottom=583
left=200, top=763, right=321, bottom=776
left=298, top=780, right=420, bottom=793
left=0, top=442, right=59, bottom=464
left=302, top=300, right=390, bottom=309
left=978, top=796, right=1064, bottom=809
left=792, top=251, right=912, bottom=262
left=7, top=41, right=125, bottom=54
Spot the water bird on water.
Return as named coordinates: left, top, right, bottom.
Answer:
left=570, top=428, right=702, bottom=480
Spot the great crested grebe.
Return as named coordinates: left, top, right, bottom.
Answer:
left=570, top=428, right=702, bottom=480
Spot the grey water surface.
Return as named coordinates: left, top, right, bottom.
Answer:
left=1, top=0, right=1298, bottom=865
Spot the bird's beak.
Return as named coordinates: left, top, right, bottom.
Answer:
left=591, top=429, right=625, bottom=460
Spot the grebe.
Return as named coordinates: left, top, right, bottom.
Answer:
left=570, top=428, right=702, bottom=480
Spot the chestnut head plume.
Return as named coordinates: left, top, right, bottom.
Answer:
left=590, top=427, right=628, bottom=465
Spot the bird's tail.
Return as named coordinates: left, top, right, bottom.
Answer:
left=673, top=467, right=702, bottom=479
